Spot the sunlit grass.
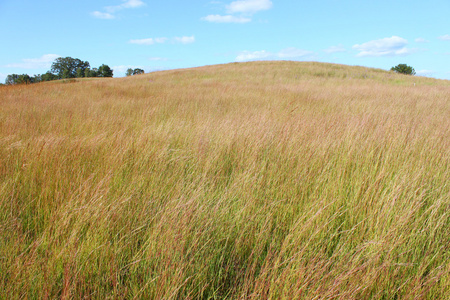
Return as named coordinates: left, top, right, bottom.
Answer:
left=1, top=61, right=449, bottom=299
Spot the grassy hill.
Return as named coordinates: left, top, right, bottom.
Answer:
left=1, top=61, right=449, bottom=299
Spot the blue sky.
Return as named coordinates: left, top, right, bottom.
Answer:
left=1, top=0, right=450, bottom=82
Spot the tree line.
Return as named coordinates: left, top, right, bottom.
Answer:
left=126, top=68, right=145, bottom=76
left=4, top=57, right=113, bottom=85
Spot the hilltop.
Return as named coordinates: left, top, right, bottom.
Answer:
left=1, top=61, right=449, bottom=299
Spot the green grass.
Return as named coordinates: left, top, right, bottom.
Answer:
left=1, top=61, right=449, bottom=299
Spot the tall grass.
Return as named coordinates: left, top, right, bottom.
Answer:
left=1, top=61, right=449, bottom=299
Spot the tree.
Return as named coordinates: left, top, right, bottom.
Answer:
left=126, top=68, right=144, bottom=76
left=133, top=68, right=145, bottom=75
left=32, top=74, right=42, bottom=83
left=41, top=72, right=59, bottom=82
left=4, top=58, right=112, bottom=85
left=85, top=68, right=99, bottom=78
left=51, top=57, right=90, bottom=79
left=5, top=74, right=19, bottom=85
left=85, top=68, right=92, bottom=78
left=17, top=74, right=32, bottom=84
left=391, top=64, right=416, bottom=75
left=76, top=68, right=85, bottom=78
left=5, top=74, right=32, bottom=85
left=98, top=64, right=113, bottom=77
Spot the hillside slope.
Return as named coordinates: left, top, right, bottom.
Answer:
left=1, top=61, right=449, bottom=299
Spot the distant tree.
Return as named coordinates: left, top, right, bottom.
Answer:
left=126, top=68, right=144, bottom=76
left=51, top=57, right=90, bottom=79
left=63, top=69, right=71, bottom=79
left=5, top=74, right=32, bottom=85
left=5, top=58, right=112, bottom=85
left=85, top=68, right=99, bottom=78
left=76, top=68, right=85, bottom=78
left=133, top=68, right=145, bottom=75
left=18, top=74, right=32, bottom=84
left=98, top=64, right=113, bottom=77
left=41, top=72, right=59, bottom=82
left=5, top=74, right=19, bottom=85
left=32, top=74, right=42, bottom=83
left=391, top=64, right=416, bottom=75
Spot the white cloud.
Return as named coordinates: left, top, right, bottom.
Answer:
left=324, top=45, right=346, bottom=54
left=352, top=36, right=412, bottom=57
left=202, top=14, right=251, bottom=23
left=6, top=54, right=60, bottom=69
left=202, top=0, right=272, bottom=23
left=129, top=36, right=195, bottom=45
left=236, top=48, right=314, bottom=62
left=226, top=0, right=273, bottom=14
left=121, top=0, right=145, bottom=9
left=174, top=36, right=195, bottom=44
left=106, top=0, right=145, bottom=12
left=113, top=65, right=135, bottom=74
left=416, top=70, right=434, bottom=77
left=93, top=0, right=145, bottom=19
left=91, top=11, right=115, bottom=19
left=155, top=37, right=169, bottom=43
left=438, top=34, right=450, bottom=41
left=415, top=37, right=429, bottom=43
left=236, top=50, right=272, bottom=62
left=277, top=47, right=314, bottom=58
left=129, top=37, right=167, bottom=45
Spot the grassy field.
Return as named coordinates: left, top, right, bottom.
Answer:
left=1, top=61, right=449, bottom=299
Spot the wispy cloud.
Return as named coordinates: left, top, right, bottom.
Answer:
left=415, top=37, right=429, bottom=43
left=324, top=45, right=346, bottom=54
left=226, top=0, right=273, bottom=14
left=236, top=50, right=272, bottom=61
left=203, top=0, right=272, bottom=23
left=129, top=37, right=168, bottom=45
left=416, top=70, right=434, bottom=77
left=174, top=36, right=195, bottom=44
left=277, top=48, right=314, bottom=59
left=438, top=34, right=450, bottom=41
left=92, top=0, right=146, bottom=19
left=105, top=0, right=145, bottom=13
left=202, top=15, right=251, bottom=23
left=91, top=11, right=115, bottom=19
left=129, top=36, right=195, bottom=45
left=6, top=54, right=60, bottom=69
left=352, top=36, right=413, bottom=57
left=236, top=47, right=314, bottom=62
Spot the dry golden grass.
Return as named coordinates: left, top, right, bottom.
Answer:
left=1, top=61, right=449, bottom=299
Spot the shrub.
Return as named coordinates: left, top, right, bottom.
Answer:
left=391, top=64, right=416, bottom=75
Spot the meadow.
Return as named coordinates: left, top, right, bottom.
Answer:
left=0, top=61, right=449, bottom=299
